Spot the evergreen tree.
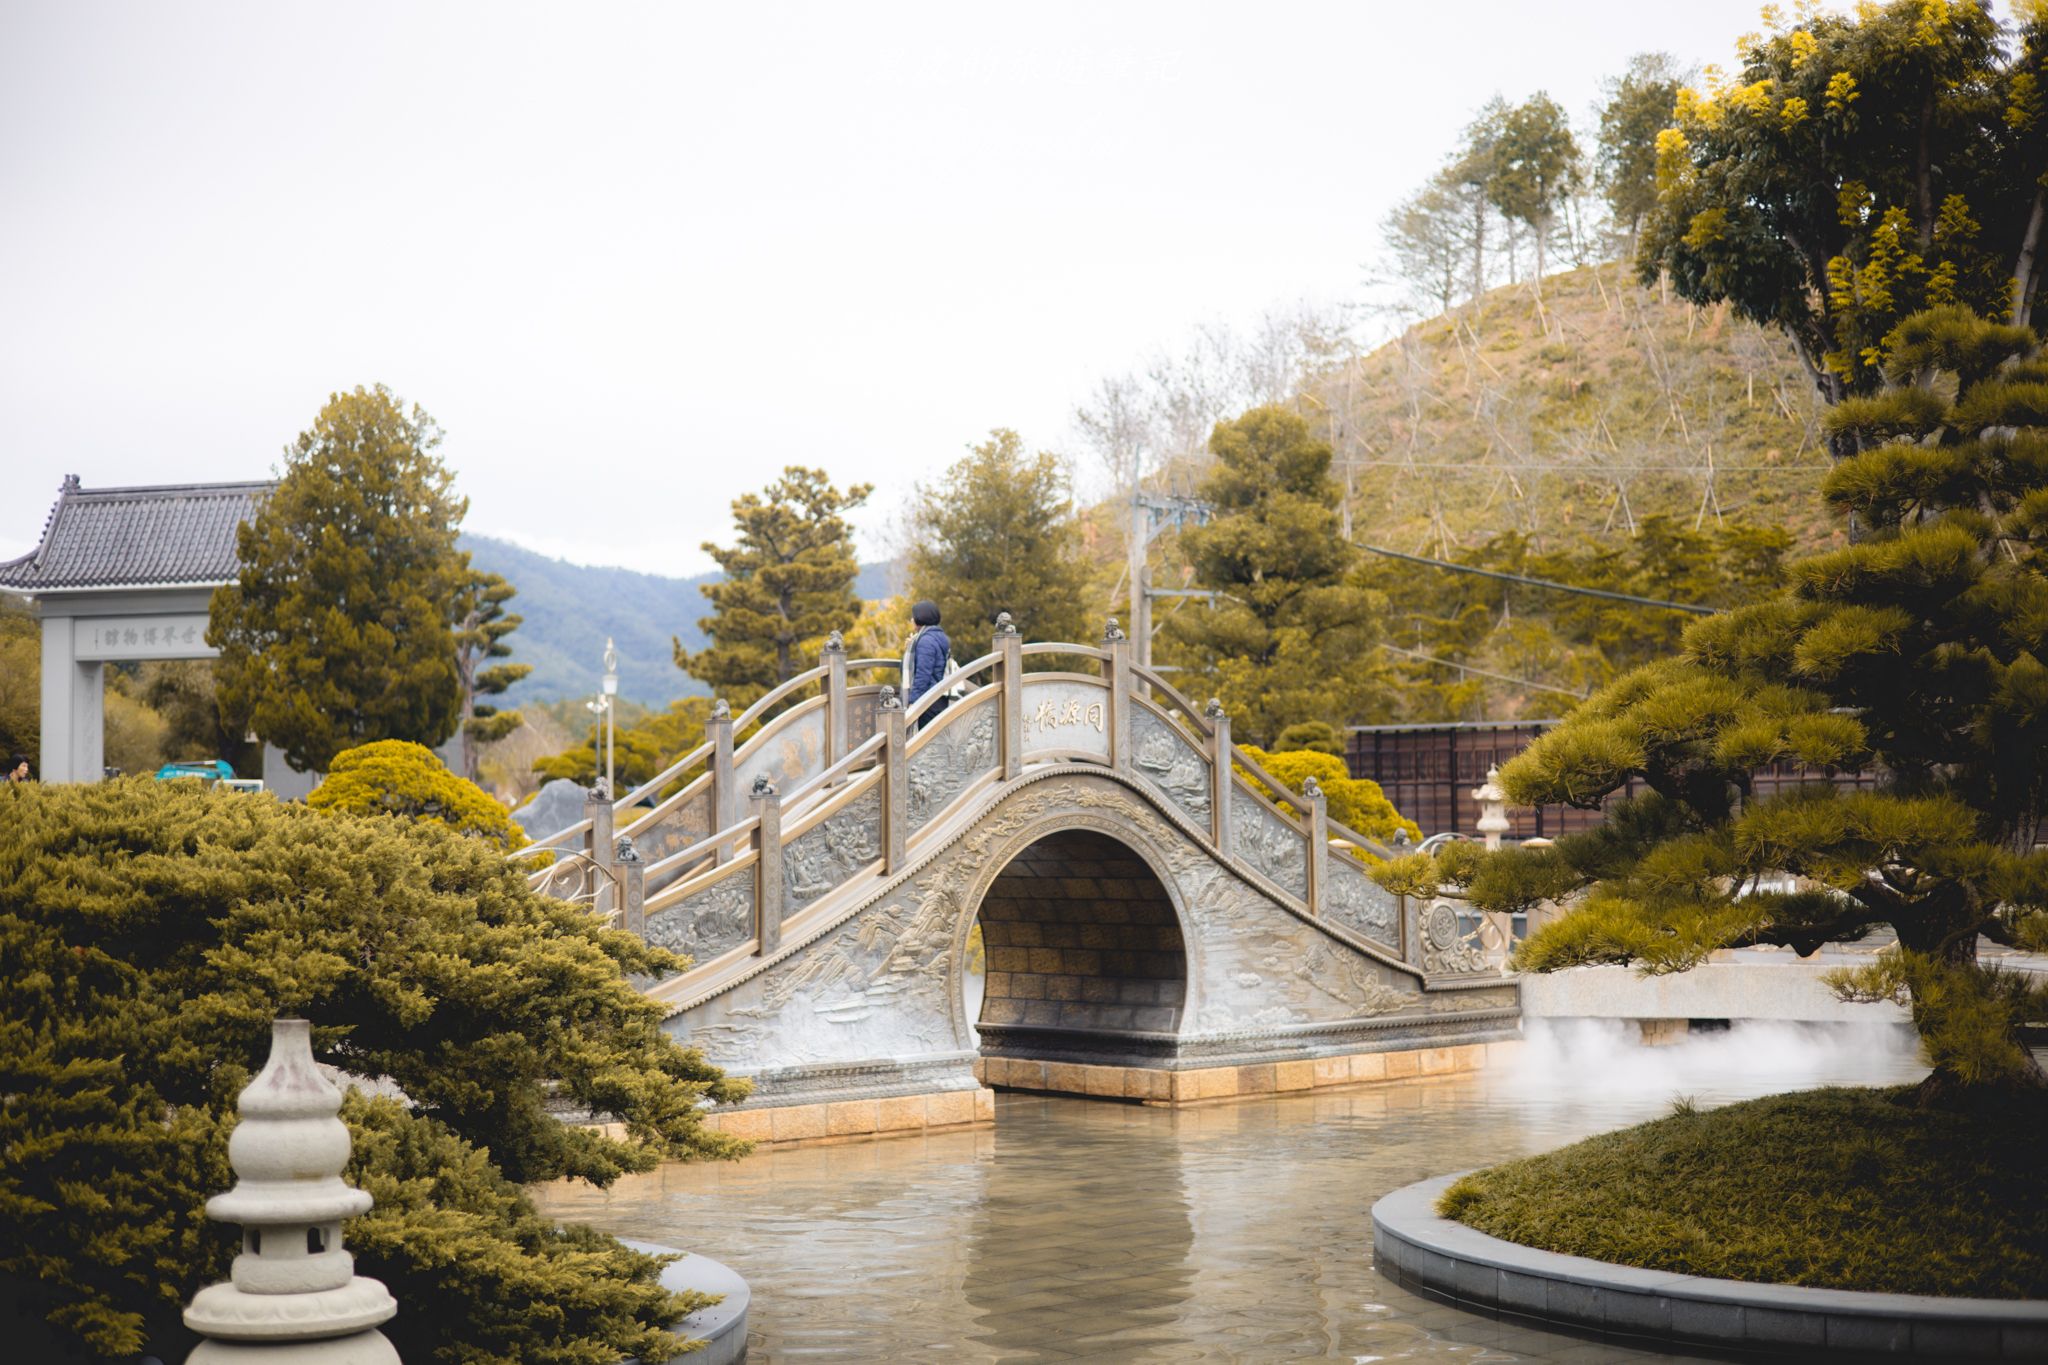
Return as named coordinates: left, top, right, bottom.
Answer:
left=906, top=429, right=1093, bottom=640
left=208, top=385, right=472, bottom=772
left=678, top=467, right=871, bottom=705
left=1596, top=52, right=1686, bottom=255
left=1641, top=0, right=2047, bottom=413
left=1487, top=93, right=1582, bottom=286
left=0, top=778, right=745, bottom=1359
left=0, top=601, right=36, bottom=767
left=1381, top=308, right=2048, bottom=1100
left=1162, top=405, right=1387, bottom=744
left=454, top=570, right=531, bottom=780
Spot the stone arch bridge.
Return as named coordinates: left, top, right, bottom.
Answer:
left=518, top=619, right=1517, bottom=1142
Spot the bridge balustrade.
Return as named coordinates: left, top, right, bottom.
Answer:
left=510, top=615, right=1480, bottom=986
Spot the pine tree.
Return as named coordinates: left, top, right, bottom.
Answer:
left=0, top=778, right=747, bottom=1358
left=1486, top=93, right=1581, bottom=287
left=678, top=467, right=871, bottom=705
left=1162, top=405, right=1387, bottom=744
left=1596, top=52, right=1686, bottom=257
left=208, top=385, right=472, bottom=772
left=906, top=429, right=1093, bottom=640
left=454, top=570, right=531, bottom=779
left=1382, top=308, right=2048, bottom=1100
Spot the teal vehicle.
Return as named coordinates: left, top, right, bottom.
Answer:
left=154, top=760, right=237, bottom=783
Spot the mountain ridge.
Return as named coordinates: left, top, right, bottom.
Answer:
left=463, top=534, right=896, bottom=706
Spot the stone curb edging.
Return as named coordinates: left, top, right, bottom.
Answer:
left=620, top=1241, right=749, bottom=1365
left=1371, top=1174, right=2048, bottom=1361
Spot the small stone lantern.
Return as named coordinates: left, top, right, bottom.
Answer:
left=1472, top=765, right=1510, bottom=851
left=185, top=1019, right=399, bottom=1363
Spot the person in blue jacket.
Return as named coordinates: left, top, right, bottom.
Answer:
left=902, top=600, right=952, bottom=730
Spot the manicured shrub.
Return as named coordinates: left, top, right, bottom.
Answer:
left=309, top=738, right=522, bottom=849
left=0, top=778, right=746, bottom=1360
left=1237, top=745, right=1422, bottom=848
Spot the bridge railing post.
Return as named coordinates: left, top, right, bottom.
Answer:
left=1205, top=697, right=1233, bottom=849
left=616, top=834, right=645, bottom=936
left=822, top=629, right=848, bottom=778
left=995, top=612, right=1023, bottom=780
left=584, top=781, right=615, bottom=919
left=752, top=777, right=783, bottom=955
left=1103, top=618, right=1131, bottom=770
left=881, top=684, right=907, bottom=872
left=708, top=699, right=735, bottom=864
left=1303, top=776, right=1328, bottom=917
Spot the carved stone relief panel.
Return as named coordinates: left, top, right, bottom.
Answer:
left=644, top=871, right=754, bottom=966
left=637, top=787, right=714, bottom=895
left=1172, top=856, right=1416, bottom=1032
left=1322, top=855, right=1400, bottom=952
left=733, top=704, right=827, bottom=796
left=1231, top=784, right=1308, bottom=901
left=1421, top=899, right=1492, bottom=975
left=1019, top=678, right=1112, bottom=763
left=905, top=699, right=998, bottom=836
left=1129, top=706, right=1211, bottom=824
left=783, top=786, right=883, bottom=911
left=672, top=869, right=964, bottom=1070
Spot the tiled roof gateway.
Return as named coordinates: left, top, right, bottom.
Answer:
left=0, top=475, right=272, bottom=592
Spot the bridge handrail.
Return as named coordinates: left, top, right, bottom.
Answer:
left=904, top=650, right=1002, bottom=724
left=779, top=730, right=888, bottom=811
left=530, top=618, right=1443, bottom=988
left=1228, top=744, right=1314, bottom=833
left=512, top=816, right=593, bottom=862
left=618, top=766, right=714, bottom=841
left=1324, top=812, right=1394, bottom=863
left=644, top=817, right=761, bottom=911
left=1019, top=641, right=1110, bottom=663
left=641, top=815, right=751, bottom=885
left=1127, top=662, right=1217, bottom=738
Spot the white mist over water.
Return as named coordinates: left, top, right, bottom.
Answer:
left=1504, top=1017, right=1924, bottom=1108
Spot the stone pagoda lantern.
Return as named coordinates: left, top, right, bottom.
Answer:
left=184, top=1018, right=399, bottom=1362
left=1471, top=765, right=1510, bottom=851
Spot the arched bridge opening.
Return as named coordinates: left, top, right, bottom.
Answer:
left=973, top=829, right=1187, bottom=1074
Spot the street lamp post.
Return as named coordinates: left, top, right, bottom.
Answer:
left=587, top=637, right=618, bottom=797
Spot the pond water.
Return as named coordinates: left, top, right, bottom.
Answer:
left=534, top=1021, right=1923, bottom=1363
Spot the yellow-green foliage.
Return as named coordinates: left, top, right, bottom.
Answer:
left=309, top=739, right=521, bottom=850
left=1442, top=1087, right=2048, bottom=1297
left=1236, top=746, right=1422, bottom=848
left=0, top=778, right=746, bottom=1359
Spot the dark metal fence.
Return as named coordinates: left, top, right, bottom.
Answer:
left=1344, top=721, right=1882, bottom=840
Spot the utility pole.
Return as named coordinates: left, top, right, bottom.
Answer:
left=1126, top=487, right=1214, bottom=671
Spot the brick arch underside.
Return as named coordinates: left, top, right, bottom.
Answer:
left=975, top=829, right=1186, bottom=1040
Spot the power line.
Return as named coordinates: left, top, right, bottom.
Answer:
left=1353, top=541, right=1717, bottom=616
left=1378, top=642, right=1590, bottom=701
left=1345, top=459, right=1822, bottom=474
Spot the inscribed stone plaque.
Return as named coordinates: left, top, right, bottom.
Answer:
left=1019, top=677, right=1111, bottom=763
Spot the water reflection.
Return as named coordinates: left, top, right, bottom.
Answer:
left=962, top=1102, right=1194, bottom=1359
left=533, top=1023, right=1924, bottom=1363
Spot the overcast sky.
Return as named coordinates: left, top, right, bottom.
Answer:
left=3, top=1, right=1786, bottom=576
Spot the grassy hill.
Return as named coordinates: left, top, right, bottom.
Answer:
left=1310, top=262, right=1840, bottom=557
left=463, top=535, right=896, bottom=707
